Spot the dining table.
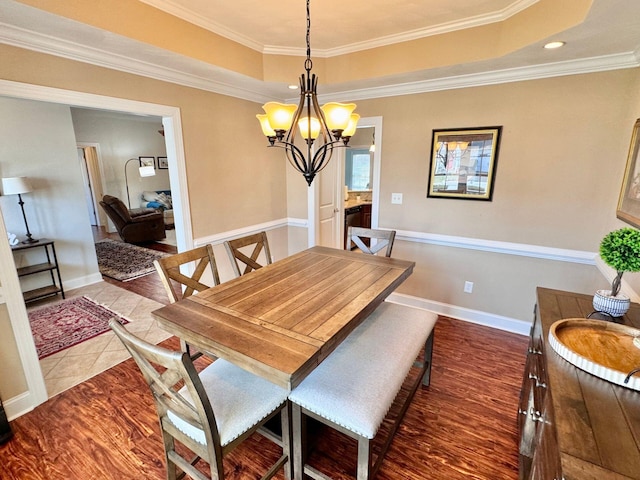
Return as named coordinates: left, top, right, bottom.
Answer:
left=151, top=245, right=415, bottom=391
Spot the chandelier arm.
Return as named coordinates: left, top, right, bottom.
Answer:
left=310, top=140, right=341, bottom=173
left=268, top=141, right=309, bottom=174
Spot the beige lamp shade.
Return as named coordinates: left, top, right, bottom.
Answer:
left=321, top=103, right=356, bottom=131
left=256, top=114, right=276, bottom=137
left=2, top=177, right=32, bottom=195
left=262, top=102, right=297, bottom=131
left=298, top=116, right=321, bottom=140
left=342, top=114, right=360, bottom=138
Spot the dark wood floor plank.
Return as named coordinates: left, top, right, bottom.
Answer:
left=0, top=313, right=526, bottom=479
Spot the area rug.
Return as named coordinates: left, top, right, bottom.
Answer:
left=95, top=238, right=168, bottom=281
left=28, top=296, right=129, bottom=359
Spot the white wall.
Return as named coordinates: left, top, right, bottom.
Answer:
left=70, top=109, right=169, bottom=215
left=0, top=97, right=100, bottom=290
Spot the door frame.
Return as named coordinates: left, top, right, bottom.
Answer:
left=0, top=78, right=193, bottom=416
left=307, top=116, right=383, bottom=248
left=77, top=143, right=106, bottom=228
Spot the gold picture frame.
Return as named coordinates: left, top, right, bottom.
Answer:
left=427, top=126, right=502, bottom=200
left=616, top=119, right=640, bottom=228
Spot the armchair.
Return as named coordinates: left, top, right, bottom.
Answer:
left=99, top=194, right=165, bottom=244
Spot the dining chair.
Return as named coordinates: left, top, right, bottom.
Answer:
left=110, top=319, right=292, bottom=480
left=154, top=244, right=221, bottom=303
left=346, top=227, right=396, bottom=257
left=224, top=231, right=272, bottom=277
left=154, top=244, right=221, bottom=359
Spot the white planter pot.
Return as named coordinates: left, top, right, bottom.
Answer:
left=592, top=290, right=630, bottom=317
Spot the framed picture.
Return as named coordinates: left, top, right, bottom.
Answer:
left=157, top=156, right=168, bottom=169
left=616, top=119, right=640, bottom=227
left=139, top=156, right=155, bottom=168
left=427, top=126, right=502, bottom=200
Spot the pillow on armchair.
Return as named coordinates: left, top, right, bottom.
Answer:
left=142, top=190, right=172, bottom=210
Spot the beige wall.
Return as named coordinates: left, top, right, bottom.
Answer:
left=345, top=69, right=640, bottom=320
left=2, top=38, right=640, bottom=406
left=0, top=44, right=288, bottom=238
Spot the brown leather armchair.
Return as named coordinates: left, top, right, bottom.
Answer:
left=99, top=195, right=166, bottom=244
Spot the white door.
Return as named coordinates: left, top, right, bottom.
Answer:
left=77, top=148, right=98, bottom=226
left=318, top=148, right=342, bottom=248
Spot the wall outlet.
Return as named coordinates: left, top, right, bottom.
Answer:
left=464, top=281, right=474, bottom=293
left=391, top=193, right=403, bottom=204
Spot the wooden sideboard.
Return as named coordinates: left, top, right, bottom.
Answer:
left=519, top=287, right=640, bottom=480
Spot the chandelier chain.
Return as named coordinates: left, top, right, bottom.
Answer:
left=305, top=0, right=312, bottom=73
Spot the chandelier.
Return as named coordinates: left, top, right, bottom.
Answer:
left=256, top=0, right=359, bottom=186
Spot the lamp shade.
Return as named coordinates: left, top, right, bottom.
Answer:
left=138, top=166, right=156, bottom=177
left=2, top=177, right=32, bottom=196
left=320, top=103, right=356, bottom=131
left=262, top=102, right=297, bottom=131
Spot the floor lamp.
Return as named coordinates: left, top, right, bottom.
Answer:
left=124, top=158, right=156, bottom=208
left=1, top=176, right=38, bottom=244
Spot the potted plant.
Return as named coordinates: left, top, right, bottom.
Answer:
left=594, top=227, right=640, bottom=317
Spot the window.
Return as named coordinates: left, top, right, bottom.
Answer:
left=345, top=149, right=372, bottom=190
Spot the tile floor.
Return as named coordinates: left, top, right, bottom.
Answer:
left=29, top=281, right=172, bottom=398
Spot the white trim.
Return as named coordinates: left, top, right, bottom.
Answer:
left=393, top=229, right=596, bottom=264
left=594, top=256, right=640, bottom=304
left=0, top=205, right=48, bottom=409
left=0, top=79, right=193, bottom=417
left=196, top=218, right=598, bottom=265
left=316, top=52, right=640, bottom=104
left=0, top=19, right=274, bottom=104
left=1, top=12, right=638, bottom=105
left=386, top=292, right=531, bottom=336
left=193, top=218, right=294, bottom=247
left=141, top=0, right=536, bottom=57
left=62, top=273, right=104, bottom=292
left=3, top=390, right=35, bottom=421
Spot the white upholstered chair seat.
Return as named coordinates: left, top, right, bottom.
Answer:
left=167, top=358, right=288, bottom=447
left=289, top=302, right=436, bottom=438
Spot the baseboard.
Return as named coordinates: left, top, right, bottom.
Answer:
left=386, top=292, right=531, bottom=336
left=63, top=273, right=104, bottom=292
left=3, top=390, right=34, bottom=421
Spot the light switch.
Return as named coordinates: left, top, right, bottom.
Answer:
left=391, top=193, right=403, bottom=204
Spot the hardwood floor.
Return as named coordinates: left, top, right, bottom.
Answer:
left=0, top=296, right=527, bottom=479
left=93, top=226, right=177, bottom=305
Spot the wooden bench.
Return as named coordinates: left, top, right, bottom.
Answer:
left=288, top=302, right=437, bottom=480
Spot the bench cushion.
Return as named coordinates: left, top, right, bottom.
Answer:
left=289, top=302, right=437, bottom=439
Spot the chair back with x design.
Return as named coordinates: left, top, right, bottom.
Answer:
left=154, top=244, right=221, bottom=303
left=224, top=231, right=272, bottom=277
left=347, top=227, right=396, bottom=257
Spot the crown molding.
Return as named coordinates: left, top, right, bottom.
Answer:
left=0, top=20, right=277, bottom=104
left=265, top=0, right=538, bottom=57
left=138, top=0, right=264, bottom=52
left=316, top=51, right=640, bottom=103
left=140, top=0, right=537, bottom=57
left=1, top=18, right=638, bottom=105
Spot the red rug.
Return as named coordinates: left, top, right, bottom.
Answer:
left=28, top=296, right=129, bottom=359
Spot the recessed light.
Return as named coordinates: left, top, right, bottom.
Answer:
left=544, top=41, right=565, bottom=50
left=288, top=84, right=298, bottom=90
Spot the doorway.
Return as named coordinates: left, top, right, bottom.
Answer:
left=314, top=116, right=383, bottom=249
left=0, top=78, right=193, bottom=415
left=77, top=145, right=105, bottom=228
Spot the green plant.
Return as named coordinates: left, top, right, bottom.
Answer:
left=599, top=227, right=640, bottom=296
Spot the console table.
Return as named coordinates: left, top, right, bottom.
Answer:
left=11, top=239, right=65, bottom=303
left=519, top=287, right=640, bottom=479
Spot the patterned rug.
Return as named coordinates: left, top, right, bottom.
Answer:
left=28, top=296, right=129, bottom=359
left=95, top=239, right=168, bottom=281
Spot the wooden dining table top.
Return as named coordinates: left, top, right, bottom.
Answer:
left=152, top=245, right=415, bottom=390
